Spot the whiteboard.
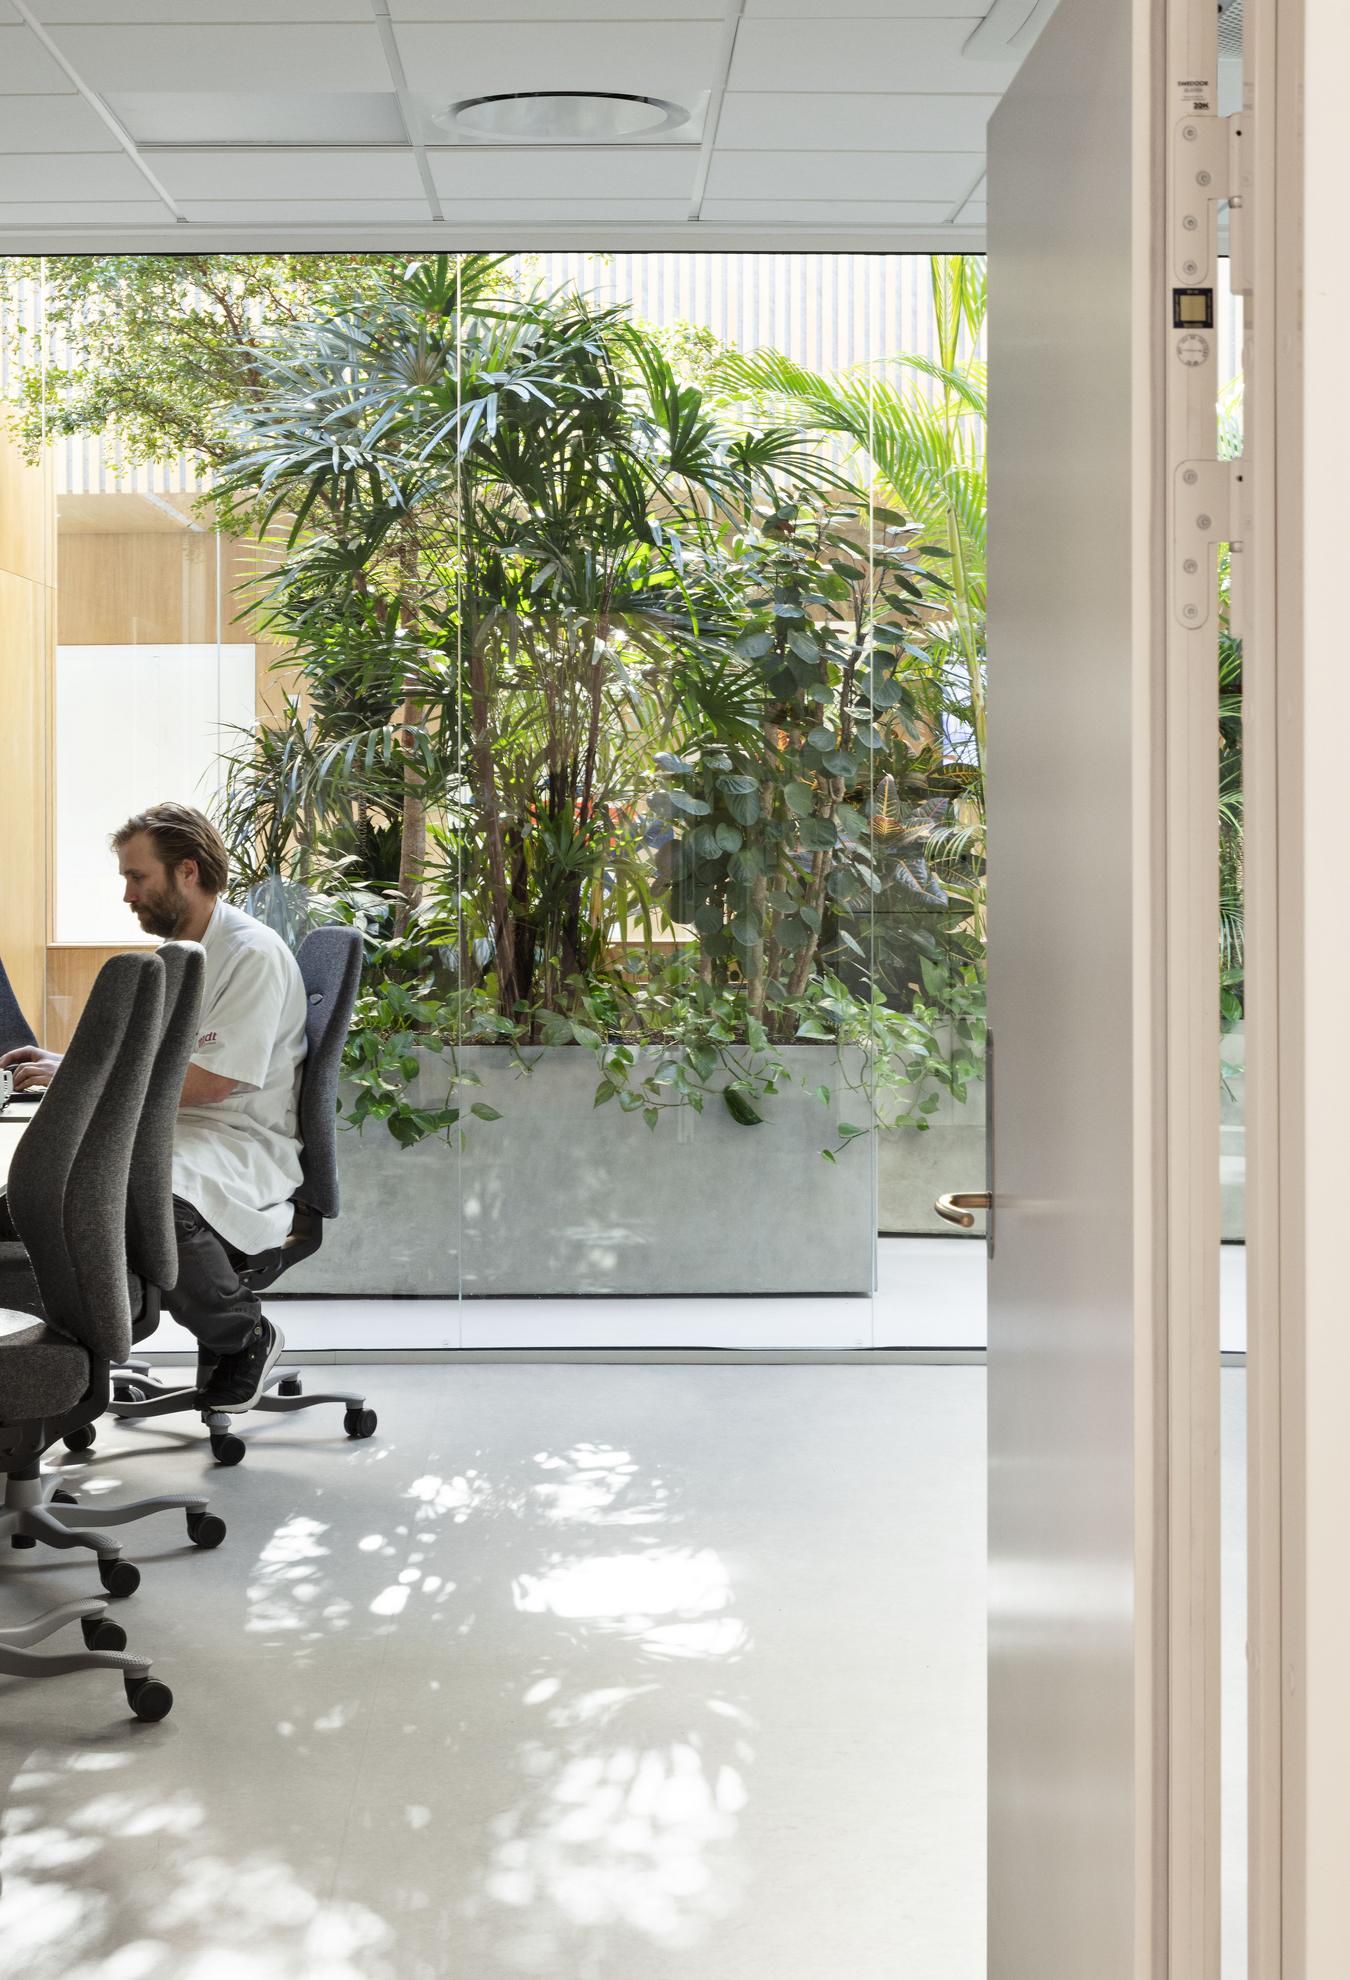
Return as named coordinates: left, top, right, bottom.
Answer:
left=55, top=644, right=256, bottom=944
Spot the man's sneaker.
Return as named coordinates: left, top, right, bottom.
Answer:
left=200, top=1319, right=284, bottom=1414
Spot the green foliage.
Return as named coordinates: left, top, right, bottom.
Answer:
left=12, top=245, right=994, bottom=1154
left=0, top=253, right=404, bottom=467
left=336, top=935, right=986, bottom=1158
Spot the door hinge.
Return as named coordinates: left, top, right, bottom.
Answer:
left=1173, top=457, right=1249, bottom=633
left=1174, top=112, right=1250, bottom=291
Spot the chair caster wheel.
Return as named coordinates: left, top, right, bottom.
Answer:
left=51, top=1489, right=79, bottom=1505
left=11, top=1534, right=36, bottom=1550
left=186, top=1510, right=226, bottom=1549
left=343, top=1408, right=377, bottom=1440
left=125, top=1675, right=173, bottom=1723
left=98, top=1557, right=140, bottom=1599
left=277, top=1376, right=302, bottom=1397
left=210, top=1433, right=246, bottom=1467
left=82, top=1615, right=127, bottom=1653
left=113, top=1382, right=146, bottom=1405
left=63, top=1424, right=96, bottom=1453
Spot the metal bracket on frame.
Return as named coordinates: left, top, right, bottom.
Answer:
left=1173, top=457, right=1249, bottom=633
left=1174, top=111, right=1249, bottom=285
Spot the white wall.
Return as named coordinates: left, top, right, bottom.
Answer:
left=54, top=642, right=254, bottom=942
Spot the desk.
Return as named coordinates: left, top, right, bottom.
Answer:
left=0, top=1109, right=25, bottom=1188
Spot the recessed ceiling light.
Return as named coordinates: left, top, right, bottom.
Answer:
left=439, top=93, right=689, bottom=143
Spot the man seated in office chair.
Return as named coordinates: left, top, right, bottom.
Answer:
left=0, top=802, right=304, bottom=1413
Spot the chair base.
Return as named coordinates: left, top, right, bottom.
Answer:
left=2, top=1468, right=222, bottom=1590
left=0, top=1573, right=173, bottom=1716
left=102, top=1364, right=377, bottom=1463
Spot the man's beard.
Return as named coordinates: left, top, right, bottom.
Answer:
left=134, top=879, right=189, bottom=939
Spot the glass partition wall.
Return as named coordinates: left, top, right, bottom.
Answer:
left=10, top=249, right=991, bottom=1350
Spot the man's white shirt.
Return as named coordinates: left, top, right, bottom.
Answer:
left=172, top=898, right=307, bottom=1255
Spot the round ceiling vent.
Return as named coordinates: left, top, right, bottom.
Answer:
left=439, top=92, right=689, bottom=143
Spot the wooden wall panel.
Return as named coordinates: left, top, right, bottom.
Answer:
left=44, top=943, right=153, bottom=1052
left=57, top=528, right=221, bottom=647
left=0, top=436, right=52, bottom=586
left=0, top=436, right=52, bottom=1034
left=56, top=522, right=302, bottom=723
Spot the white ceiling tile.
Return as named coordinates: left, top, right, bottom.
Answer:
left=437, top=198, right=693, bottom=222
left=428, top=146, right=694, bottom=200
left=0, top=201, right=170, bottom=225
left=0, top=95, right=120, bottom=150
left=729, top=19, right=1015, bottom=94
left=393, top=1, right=718, bottom=14
left=958, top=199, right=986, bottom=222
left=39, top=24, right=386, bottom=93
left=0, top=152, right=149, bottom=199
left=394, top=22, right=722, bottom=101
left=110, top=92, right=406, bottom=147
left=0, top=24, right=75, bottom=92
left=0, top=2, right=20, bottom=22
left=153, top=148, right=424, bottom=200
left=178, top=200, right=433, bottom=223
left=699, top=197, right=952, bottom=223
left=707, top=148, right=982, bottom=203
left=743, top=0, right=978, bottom=14
left=717, top=90, right=998, bottom=152
left=32, top=2, right=373, bottom=19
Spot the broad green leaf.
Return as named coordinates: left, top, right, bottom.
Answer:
left=723, top=1087, right=765, bottom=1127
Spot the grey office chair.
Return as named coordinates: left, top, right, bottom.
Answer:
left=20, top=942, right=229, bottom=1563
left=95, top=925, right=378, bottom=1466
left=0, top=953, right=177, bottom=1720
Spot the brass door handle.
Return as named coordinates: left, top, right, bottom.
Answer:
left=934, top=1192, right=991, bottom=1229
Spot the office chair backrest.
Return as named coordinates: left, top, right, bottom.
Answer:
left=0, top=953, right=38, bottom=1057
left=294, top=926, right=363, bottom=1220
left=125, top=941, right=205, bottom=1293
left=8, top=953, right=162, bottom=1366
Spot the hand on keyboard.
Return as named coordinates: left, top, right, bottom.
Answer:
left=0, top=1046, right=63, bottom=1093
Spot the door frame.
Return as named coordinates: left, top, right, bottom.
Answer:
left=1245, top=0, right=1350, bottom=1970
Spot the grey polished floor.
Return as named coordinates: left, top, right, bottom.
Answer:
left=0, top=1364, right=1244, bottom=1980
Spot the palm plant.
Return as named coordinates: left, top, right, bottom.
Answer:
left=713, top=256, right=987, bottom=771
left=711, top=258, right=988, bottom=975
left=213, top=254, right=842, bottom=1021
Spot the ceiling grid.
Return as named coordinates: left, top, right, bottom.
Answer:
left=0, top=3, right=1036, bottom=250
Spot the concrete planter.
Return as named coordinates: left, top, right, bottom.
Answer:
left=876, top=1024, right=1247, bottom=1240
left=281, top=1044, right=878, bottom=1298
left=877, top=1073, right=986, bottom=1237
